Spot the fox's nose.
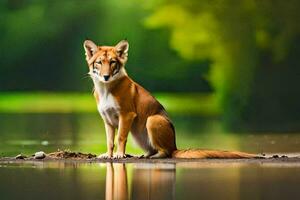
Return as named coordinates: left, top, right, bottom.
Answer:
left=103, top=75, right=110, bottom=81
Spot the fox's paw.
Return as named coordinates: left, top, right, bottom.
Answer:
left=149, top=151, right=168, bottom=159
left=113, top=152, right=126, bottom=159
left=98, top=152, right=113, bottom=159
left=143, top=151, right=156, bottom=158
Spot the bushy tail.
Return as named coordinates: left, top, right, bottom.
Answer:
left=172, top=149, right=259, bottom=159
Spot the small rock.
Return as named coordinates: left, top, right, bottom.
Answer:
left=87, top=153, right=93, bottom=159
left=281, top=155, right=288, bottom=158
left=41, top=140, right=49, bottom=146
left=272, top=155, right=279, bottom=158
left=15, top=154, right=27, bottom=159
left=34, top=151, right=46, bottom=159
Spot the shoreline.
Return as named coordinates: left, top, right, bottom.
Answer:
left=1, top=157, right=300, bottom=165
left=1, top=151, right=299, bottom=166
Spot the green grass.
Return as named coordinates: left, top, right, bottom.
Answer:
left=0, top=92, right=219, bottom=116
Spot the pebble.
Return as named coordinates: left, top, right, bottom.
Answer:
left=41, top=140, right=49, bottom=146
left=272, top=155, right=279, bottom=158
left=34, top=151, right=46, bottom=159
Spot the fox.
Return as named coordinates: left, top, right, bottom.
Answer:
left=83, top=39, right=259, bottom=159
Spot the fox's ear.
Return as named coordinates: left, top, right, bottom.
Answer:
left=115, top=40, right=129, bottom=60
left=83, top=40, right=98, bottom=64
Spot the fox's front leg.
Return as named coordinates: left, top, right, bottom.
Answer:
left=98, top=123, right=115, bottom=159
left=114, top=112, right=136, bottom=159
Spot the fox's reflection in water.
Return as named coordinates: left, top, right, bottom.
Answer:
left=105, top=163, right=176, bottom=200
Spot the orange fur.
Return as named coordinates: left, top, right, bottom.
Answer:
left=172, top=149, right=258, bottom=159
left=83, top=39, right=258, bottom=159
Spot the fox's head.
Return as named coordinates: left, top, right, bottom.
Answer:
left=83, top=39, right=129, bottom=83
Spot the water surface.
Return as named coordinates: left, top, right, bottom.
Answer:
left=1, top=162, right=300, bottom=200
left=1, top=113, right=300, bottom=156
left=1, top=113, right=300, bottom=200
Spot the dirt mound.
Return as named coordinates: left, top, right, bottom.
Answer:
left=47, top=151, right=97, bottom=159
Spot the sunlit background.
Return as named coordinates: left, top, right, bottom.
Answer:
left=0, top=0, right=300, bottom=157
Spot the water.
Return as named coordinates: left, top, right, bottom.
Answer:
left=1, top=113, right=300, bottom=156
left=0, top=113, right=300, bottom=200
left=0, top=162, right=300, bottom=200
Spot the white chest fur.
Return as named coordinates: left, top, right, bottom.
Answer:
left=96, top=87, right=120, bottom=127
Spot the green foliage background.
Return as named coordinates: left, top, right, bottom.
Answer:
left=145, top=0, right=300, bottom=130
left=0, top=0, right=299, bottom=131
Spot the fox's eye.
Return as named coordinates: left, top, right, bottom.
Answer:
left=95, top=60, right=102, bottom=65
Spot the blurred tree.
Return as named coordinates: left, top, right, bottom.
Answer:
left=145, top=0, right=300, bottom=130
left=0, top=0, right=299, bottom=131
left=0, top=0, right=211, bottom=92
